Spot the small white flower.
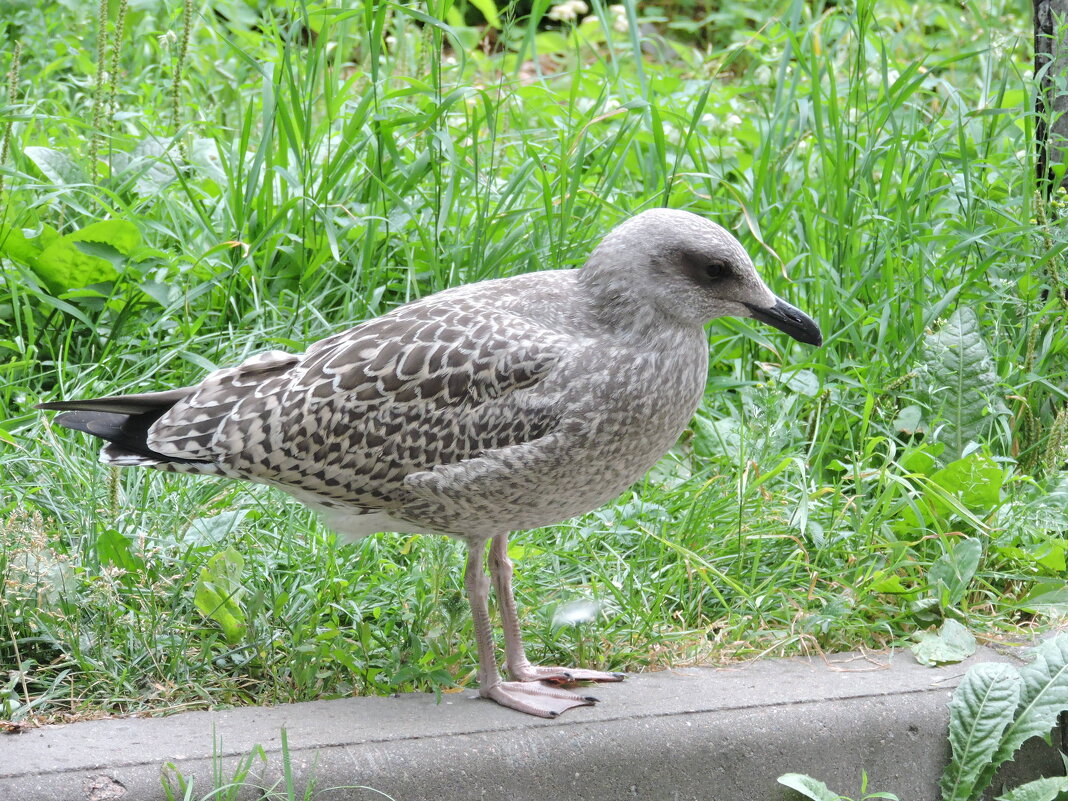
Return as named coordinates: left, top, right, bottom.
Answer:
left=548, top=0, right=588, bottom=22
left=158, top=30, right=177, bottom=48
left=608, top=4, right=629, bottom=32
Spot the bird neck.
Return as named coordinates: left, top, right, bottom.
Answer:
left=574, top=266, right=697, bottom=346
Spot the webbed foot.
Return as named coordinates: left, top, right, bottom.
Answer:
left=482, top=680, right=598, bottom=718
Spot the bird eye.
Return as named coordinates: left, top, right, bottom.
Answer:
left=704, top=260, right=727, bottom=281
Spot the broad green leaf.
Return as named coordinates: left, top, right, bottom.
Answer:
left=918, top=307, right=1009, bottom=460
left=34, top=239, right=120, bottom=292
left=31, top=221, right=140, bottom=293
left=996, top=776, right=1068, bottom=801
left=909, top=596, right=944, bottom=627
left=111, top=138, right=177, bottom=197
left=982, top=635, right=1068, bottom=790
left=911, top=619, right=977, bottom=666
left=139, top=280, right=175, bottom=307
left=1034, top=542, right=1067, bottom=573
left=95, top=527, right=146, bottom=584
left=894, top=403, right=927, bottom=435
left=189, top=138, right=228, bottom=185
left=764, top=366, right=820, bottom=396
left=194, top=548, right=247, bottom=645
left=24, top=146, right=87, bottom=186
left=1008, top=542, right=1068, bottom=578
left=691, top=415, right=744, bottom=461
left=899, top=443, right=943, bottom=476
left=5, top=541, right=75, bottom=607
left=929, top=537, right=982, bottom=609
left=930, top=453, right=1005, bottom=512
left=533, top=30, right=570, bottom=54
left=869, top=571, right=910, bottom=594
left=0, top=226, right=45, bottom=265
left=939, top=662, right=1020, bottom=801
left=184, top=510, right=247, bottom=547
left=777, top=774, right=844, bottom=801
left=68, top=220, right=141, bottom=255
left=1020, top=583, right=1068, bottom=614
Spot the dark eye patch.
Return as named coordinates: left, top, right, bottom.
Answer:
left=703, top=259, right=728, bottom=281
left=677, top=251, right=733, bottom=286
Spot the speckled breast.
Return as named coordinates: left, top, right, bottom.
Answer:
left=394, top=335, right=711, bottom=538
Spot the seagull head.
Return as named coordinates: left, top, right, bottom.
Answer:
left=580, top=208, right=822, bottom=347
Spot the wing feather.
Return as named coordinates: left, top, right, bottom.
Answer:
left=147, top=350, right=298, bottom=458
left=143, top=299, right=571, bottom=513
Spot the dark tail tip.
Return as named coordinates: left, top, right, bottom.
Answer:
left=40, top=397, right=208, bottom=466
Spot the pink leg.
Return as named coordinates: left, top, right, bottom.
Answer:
left=488, top=533, right=625, bottom=686
left=464, top=538, right=596, bottom=718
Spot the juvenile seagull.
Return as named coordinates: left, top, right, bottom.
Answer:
left=38, top=208, right=822, bottom=718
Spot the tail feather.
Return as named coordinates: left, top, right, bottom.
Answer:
left=35, top=387, right=191, bottom=416
left=37, top=390, right=211, bottom=466
left=52, top=410, right=135, bottom=440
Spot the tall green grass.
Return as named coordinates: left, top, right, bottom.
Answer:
left=0, top=0, right=1065, bottom=722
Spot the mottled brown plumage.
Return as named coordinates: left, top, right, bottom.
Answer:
left=38, top=208, right=822, bottom=717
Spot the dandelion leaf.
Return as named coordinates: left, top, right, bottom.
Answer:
left=982, top=635, right=1068, bottom=789
left=940, top=662, right=1020, bottom=801
left=919, top=307, right=1009, bottom=460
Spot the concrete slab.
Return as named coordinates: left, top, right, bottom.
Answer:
left=0, top=646, right=1062, bottom=801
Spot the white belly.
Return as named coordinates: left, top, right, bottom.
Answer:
left=312, top=506, right=454, bottom=542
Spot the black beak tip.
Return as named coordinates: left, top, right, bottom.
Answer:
left=745, top=298, right=822, bottom=347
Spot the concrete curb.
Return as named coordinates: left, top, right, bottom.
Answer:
left=1, top=645, right=1061, bottom=801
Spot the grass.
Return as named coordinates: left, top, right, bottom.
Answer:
left=1, top=0, right=1066, bottom=723
left=159, top=726, right=383, bottom=801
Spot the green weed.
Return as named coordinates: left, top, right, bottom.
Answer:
left=780, top=633, right=1068, bottom=801
left=1, top=0, right=1065, bottom=722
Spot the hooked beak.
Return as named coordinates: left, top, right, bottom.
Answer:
left=744, top=297, right=823, bottom=347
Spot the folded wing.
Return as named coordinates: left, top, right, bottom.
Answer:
left=45, top=299, right=573, bottom=514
